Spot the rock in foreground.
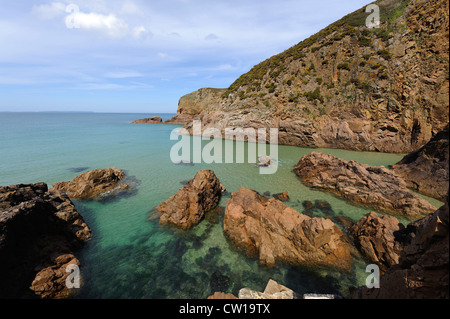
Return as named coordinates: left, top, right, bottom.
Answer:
left=0, top=183, right=91, bottom=298
left=50, top=167, right=129, bottom=199
left=350, top=193, right=449, bottom=299
left=294, top=152, right=436, bottom=218
left=392, top=123, right=449, bottom=201
left=349, top=212, right=404, bottom=271
left=155, top=169, right=222, bottom=230
left=223, top=187, right=353, bottom=271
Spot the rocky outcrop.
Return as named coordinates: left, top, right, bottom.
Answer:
left=239, top=279, right=301, bottom=299
left=0, top=183, right=91, bottom=298
left=50, top=167, right=129, bottom=199
left=166, top=0, right=448, bottom=153
left=131, top=116, right=163, bottom=124
left=350, top=192, right=449, bottom=299
left=294, top=152, right=436, bottom=217
left=154, top=170, right=222, bottom=230
left=223, top=187, right=353, bottom=271
left=392, top=123, right=449, bottom=201
left=349, top=212, right=404, bottom=271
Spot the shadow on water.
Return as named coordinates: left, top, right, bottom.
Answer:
left=74, top=199, right=365, bottom=299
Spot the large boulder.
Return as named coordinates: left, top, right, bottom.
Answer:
left=350, top=193, right=449, bottom=299
left=392, top=123, right=449, bottom=201
left=154, top=169, right=222, bottom=230
left=0, top=183, right=91, bottom=298
left=294, top=152, right=436, bottom=218
left=349, top=212, right=404, bottom=271
left=223, top=187, right=353, bottom=271
left=50, top=167, right=129, bottom=199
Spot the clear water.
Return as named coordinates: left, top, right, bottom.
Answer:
left=0, top=112, right=442, bottom=299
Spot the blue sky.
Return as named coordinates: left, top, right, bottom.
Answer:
left=0, top=0, right=372, bottom=113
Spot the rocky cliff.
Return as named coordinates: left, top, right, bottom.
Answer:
left=168, top=0, right=449, bottom=153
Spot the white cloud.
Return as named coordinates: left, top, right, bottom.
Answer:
left=65, top=7, right=129, bottom=38
left=132, top=26, right=151, bottom=39
left=32, top=2, right=66, bottom=20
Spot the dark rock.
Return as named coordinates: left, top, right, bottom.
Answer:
left=351, top=192, right=449, bottom=299
left=0, top=183, right=91, bottom=298
left=392, top=123, right=449, bottom=201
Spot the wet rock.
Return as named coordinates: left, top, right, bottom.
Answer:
left=155, top=170, right=222, bottom=230
left=50, top=168, right=130, bottom=200
left=294, top=152, right=436, bottom=218
left=223, top=187, right=353, bottom=271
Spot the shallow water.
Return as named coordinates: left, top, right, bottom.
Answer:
left=0, top=112, right=442, bottom=299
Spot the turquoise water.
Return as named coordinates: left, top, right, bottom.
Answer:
left=0, top=112, right=442, bottom=299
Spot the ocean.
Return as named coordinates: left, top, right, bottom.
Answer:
left=0, top=112, right=442, bottom=299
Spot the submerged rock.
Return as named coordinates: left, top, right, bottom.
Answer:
left=0, top=183, right=91, bottom=298
left=294, top=152, right=436, bottom=218
left=50, top=167, right=130, bottom=200
left=154, top=169, right=222, bottom=230
left=223, top=187, right=353, bottom=271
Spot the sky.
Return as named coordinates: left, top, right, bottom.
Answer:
left=0, top=0, right=372, bottom=113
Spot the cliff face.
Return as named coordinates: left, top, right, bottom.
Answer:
left=170, top=0, right=449, bottom=153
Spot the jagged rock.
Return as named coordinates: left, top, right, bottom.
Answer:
left=0, top=183, right=91, bottom=298
left=294, top=152, right=436, bottom=218
left=154, top=169, right=222, bottom=230
left=50, top=167, right=129, bottom=199
left=223, top=187, right=353, bottom=271
left=350, top=192, right=449, bottom=299
left=392, top=123, right=449, bottom=201
left=131, top=116, right=163, bottom=124
left=349, top=212, right=404, bottom=271
left=238, top=279, right=301, bottom=299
